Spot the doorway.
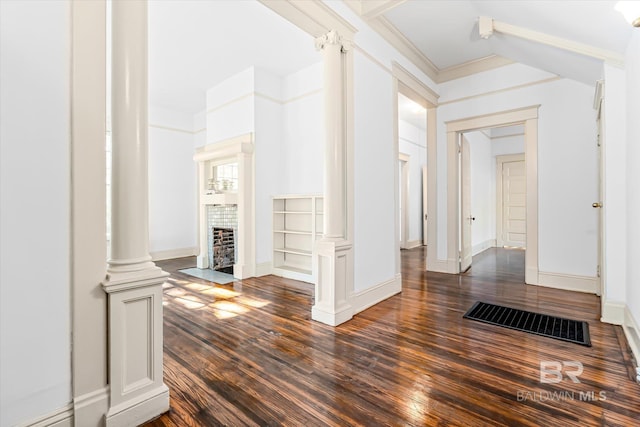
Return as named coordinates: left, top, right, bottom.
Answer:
left=447, top=106, right=539, bottom=284
left=458, top=126, right=527, bottom=276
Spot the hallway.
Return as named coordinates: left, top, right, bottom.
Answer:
left=462, top=247, right=525, bottom=283
left=148, top=247, right=639, bottom=426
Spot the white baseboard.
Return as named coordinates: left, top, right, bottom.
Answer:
left=20, top=404, right=73, bottom=427
left=105, top=384, right=169, bottom=427
left=623, top=306, right=640, bottom=367
left=601, top=301, right=625, bottom=325
left=73, top=386, right=109, bottom=427
left=537, top=271, right=598, bottom=294
left=406, top=240, right=423, bottom=249
left=311, top=303, right=353, bottom=326
left=352, top=274, right=402, bottom=315
left=426, top=257, right=458, bottom=274
left=255, top=262, right=272, bottom=277
left=150, top=247, right=198, bottom=261
left=472, top=239, right=495, bottom=256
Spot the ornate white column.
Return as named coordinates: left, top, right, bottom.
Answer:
left=102, top=1, right=169, bottom=425
left=313, top=30, right=354, bottom=326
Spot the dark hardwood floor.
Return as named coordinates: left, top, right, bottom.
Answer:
left=146, top=247, right=639, bottom=426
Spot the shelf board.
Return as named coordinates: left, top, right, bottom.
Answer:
left=274, top=247, right=312, bottom=256
left=273, top=230, right=312, bottom=235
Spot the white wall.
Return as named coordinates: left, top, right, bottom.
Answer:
left=603, top=64, right=627, bottom=307
left=193, top=111, right=206, bottom=147
left=0, top=1, right=72, bottom=425
left=398, top=120, right=426, bottom=244
left=148, top=106, right=197, bottom=256
left=254, top=69, right=284, bottom=265
left=438, top=64, right=598, bottom=278
left=206, top=67, right=256, bottom=145
left=281, top=63, right=324, bottom=195
left=325, top=0, right=438, bottom=291
left=492, top=135, right=526, bottom=156
left=625, top=31, right=640, bottom=328
left=353, top=51, right=397, bottom=291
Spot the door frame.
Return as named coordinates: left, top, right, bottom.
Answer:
left=399, top=152, right=410, bottom=249
left=446, top=106, right=540, bottom=284
left=459, top=135, right=472, bottom=272
left=392, top=62, right=439, bottom=276
left=496, top=153, right=526, bottom=248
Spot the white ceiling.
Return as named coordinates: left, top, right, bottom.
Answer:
left=384, top=0, right=634, bottom=84
left=398, top=93, right=427, bottom=130
left=149, top=1, right=320, bottom=114
left=148, top=1, right=635, bottom=115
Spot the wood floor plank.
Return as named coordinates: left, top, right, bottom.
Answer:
left=144, top=247, right=640, bottom=426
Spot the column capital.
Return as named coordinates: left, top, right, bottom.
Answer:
left=315, top=29, right=351, bottom=52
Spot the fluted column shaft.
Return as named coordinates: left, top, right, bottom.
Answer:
left=109, top=0, right=153, bottom=271
left=316, top=30, right=347, bottom=239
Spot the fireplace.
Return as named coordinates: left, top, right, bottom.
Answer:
left=211, top=227, right=235, bottom=274
left=207, top=205, right=238, bottom=274
left=194, top=133, right=255, bottom=279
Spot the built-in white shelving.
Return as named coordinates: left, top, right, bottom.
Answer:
left=272, top=194, right=323, bottom=283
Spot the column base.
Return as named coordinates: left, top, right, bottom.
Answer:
left=312, top=304, right=353, bottom=326
left=102, top=264, right=169, bottom=427
left=312, top=239, right=354, bottom=326
left=105, top=384, right=169, bottom=427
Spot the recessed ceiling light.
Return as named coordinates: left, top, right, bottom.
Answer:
left=615, top=1, right=640, bottom=27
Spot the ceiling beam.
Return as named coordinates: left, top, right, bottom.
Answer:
left=259, top=0, right=357, bottom=39
left=480, top=16, right=625, bottom=67
left=359, top=0, right=408, bottom=19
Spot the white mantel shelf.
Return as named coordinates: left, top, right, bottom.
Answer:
left=201, top=193, right=238, bottom=206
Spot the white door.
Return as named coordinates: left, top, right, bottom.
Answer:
left=595, top=90, right=604, bottom=295
left=422, top=165, right=428, bottom=245
left=460, top=137, right=472, bottom=272
left=502, top=160, right=526, bottom=248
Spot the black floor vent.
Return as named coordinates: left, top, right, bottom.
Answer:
left=463, top=301, right=591, bottom=346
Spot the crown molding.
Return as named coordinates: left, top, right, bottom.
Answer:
left=259, top=0, right=357, bottom=39
left=344, top=1, right=512, bottom=84
left=437, top=55, right=514, bottom=83
left=367, top=16, right=439, bottom=82
left=392, top=61, right=439, bottom=107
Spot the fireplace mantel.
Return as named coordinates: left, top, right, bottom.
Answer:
left=194, top=133, right=255, bottom=279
